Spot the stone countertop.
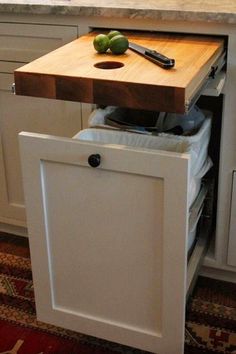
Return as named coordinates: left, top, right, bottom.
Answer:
left=0, top=0, right=236, bottom=24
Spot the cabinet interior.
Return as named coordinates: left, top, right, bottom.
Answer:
left=197, top=94, right=223, bottom=257
left=94, top=92, right=223, bottom=264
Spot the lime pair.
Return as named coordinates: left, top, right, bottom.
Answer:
left=93, top=30, right=129, bottom=55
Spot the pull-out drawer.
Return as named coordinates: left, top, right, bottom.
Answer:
left=19, top=127, right=209, bottom=354
left=14, top=31, right=226, bottom=113
left=16, top=30, right=216, bottom=354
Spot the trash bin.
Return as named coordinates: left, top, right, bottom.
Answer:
left=74, top=116, right=212, bottom=209
left=88, top=105, right=205, bottom=135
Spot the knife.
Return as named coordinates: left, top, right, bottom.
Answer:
left=129, top=42, right=175, bottom=69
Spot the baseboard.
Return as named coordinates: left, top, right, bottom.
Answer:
left=200, top=265, right=236, bottom=284
left=0, top=222, right=28, bottom=237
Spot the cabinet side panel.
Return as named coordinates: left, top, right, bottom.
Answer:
left=227, top=171, right=236, bottom=267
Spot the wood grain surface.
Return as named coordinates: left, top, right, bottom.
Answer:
left=14, top=31, right=224, bottom=113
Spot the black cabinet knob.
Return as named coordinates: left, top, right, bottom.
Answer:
left=88, top=154, right=101, bottom=168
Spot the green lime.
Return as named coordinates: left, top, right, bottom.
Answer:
left=109, top=34, right=129, bottom=55
left=93, top=34, right=110, bottom=53
left=107, top=30, right=122, bottom=40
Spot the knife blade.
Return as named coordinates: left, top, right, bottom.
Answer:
left=129, top=42, right=175, bottom=69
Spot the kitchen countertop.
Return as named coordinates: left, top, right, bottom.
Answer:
left=0, top=0, right=236, bottom=24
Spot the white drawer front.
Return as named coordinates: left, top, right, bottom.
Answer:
left=0, top=61, right=24, bottom=75
left=0, top=23, right=78, bottom=63
left=19, top=132, right=190, bottom=354
left=0, top=72, right=14, bottom=91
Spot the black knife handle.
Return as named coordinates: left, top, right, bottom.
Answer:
left=145, top=50, right=175, bottom=69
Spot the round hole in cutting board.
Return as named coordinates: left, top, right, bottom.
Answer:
left=94, top=61, right=124, bottom=69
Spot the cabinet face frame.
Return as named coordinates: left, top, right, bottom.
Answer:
left=19, top=131, right=190, bottom=354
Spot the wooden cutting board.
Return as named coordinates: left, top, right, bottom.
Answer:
left=14, top=31, right=224, bottom=113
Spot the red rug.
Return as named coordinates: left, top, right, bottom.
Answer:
left=185, top=276, right=236, bottom=354
left=0, top=232, right=236, bottom=354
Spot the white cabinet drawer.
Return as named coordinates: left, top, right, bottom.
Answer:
left=0, top=71, right=15, bottom=91
left=0, top=23, right=78, bottom=63
left=0, top=61, right=24, bottom=75
left=18, top=127, right=209, bottom=354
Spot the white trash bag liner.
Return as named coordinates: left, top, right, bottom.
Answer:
left=158, top=118, right=212, bottom=179
left=88, top=106, right=117, bottom=127
left=74, top=118, right=212, bottom=207
left=88, top=105, right=205, bottom=135
left=75, top=118, right=212, bottom=178
left=155, top=105, right=205, bottom=133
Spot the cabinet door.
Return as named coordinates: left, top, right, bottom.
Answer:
left=19, top=131, right=190, bottom=354
left=0, top=72, right=82, bottom=227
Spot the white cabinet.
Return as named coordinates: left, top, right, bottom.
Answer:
left=0, top=22, right=82, bottom=229
left=18, top=116, right=212, bottom=354
left=19, top=130, right=192, bottom=354
left=15, top=29, right=224, bottom=354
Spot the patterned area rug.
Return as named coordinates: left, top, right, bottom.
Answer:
left=0, top=232, right=236, bottom=354
left=185, top=277, right=236, bottom=354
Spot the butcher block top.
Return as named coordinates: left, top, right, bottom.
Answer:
left=14, top=31, right=225, bottom=113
